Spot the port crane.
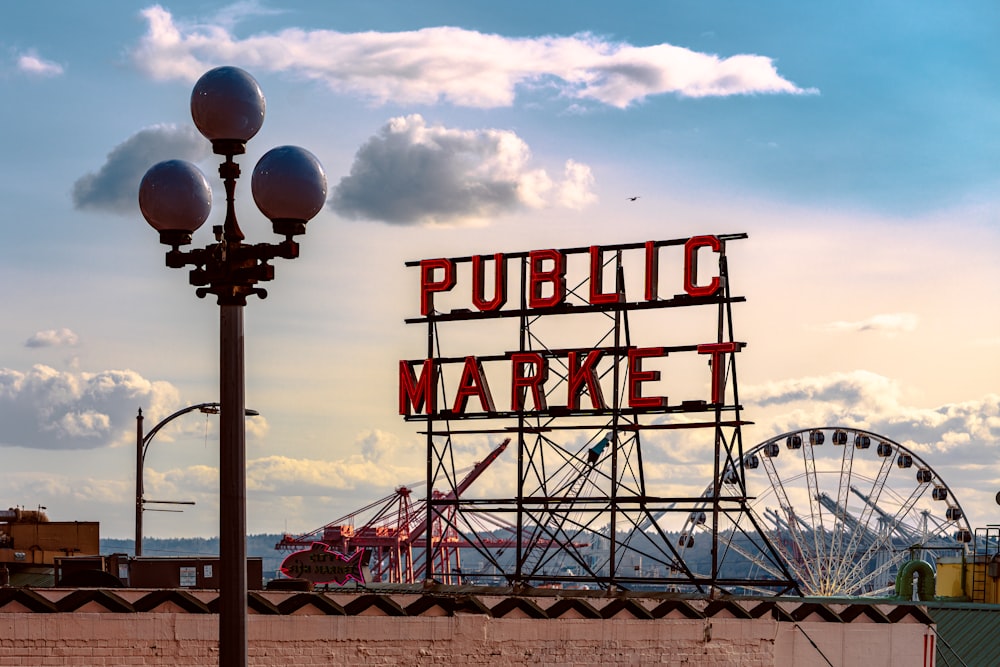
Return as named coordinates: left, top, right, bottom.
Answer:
left=277, top=440, right=519, bottom=584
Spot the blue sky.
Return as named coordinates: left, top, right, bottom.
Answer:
left=0, top=1, right=998, bottom=543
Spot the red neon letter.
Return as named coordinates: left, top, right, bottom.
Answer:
left=452, top=356, right=496, bottom=414
left=511, top=352, right=548, bottom=411
left=472, top=254, right=507, bottom=312
left=399, top=359, right=437, bottom=415
left=420, top=258, right=456, bottom=316
left=528, top=249, right=566, bottom=309
left=628, top=347, right=667, bottom=408
left=697, top=342, right=742, bottom=404
left=644, top=240, right=659, bottom=301
left=684, top=235, right=722, bottom=297
left=589, top=246, right=622, bottom=305
left=567, top=350, right=607, bottom=410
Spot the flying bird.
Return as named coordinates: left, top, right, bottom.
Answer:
left=628, top=196, right=640, bottom=201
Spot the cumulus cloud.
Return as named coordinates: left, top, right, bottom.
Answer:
left=817, top=312, right=919, bottom=337
left=25, top=328, right=79, bottom=349
left=358, top=429, right=407, bottom=464
left=739, top=372, right=1000, bottom=534
left=5, top=472, right=132, bottom=507
left=16, top=51, right=64, bottom=77
left=149, top=432, right=422, bottom=501
left=557, top=160, right=598, bottom=209
left=746, top=370, right=903, bottom=411
left=634, top=369, right=1000, bottom=530
left=742, top=370, right=1000, bottom=460
left=207, top=0, right=285, bottom=29
left=130, top=5, right=812, bottom=108
left=330, top=115, right=595, bottom=225
left=0, top=365, right=182, bottom=449
left=245, top=455, right=406, bottom=495
left=644, top=370, right=1000, bottom=477
left=72, top=124, right=210, bottom=214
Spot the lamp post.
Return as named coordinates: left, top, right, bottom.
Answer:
left=135, top=403, right=259, bottom=558
left=138, top=66, right=326, bottom=667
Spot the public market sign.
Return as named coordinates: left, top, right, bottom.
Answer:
left=399, top=235, right=742, bottom=419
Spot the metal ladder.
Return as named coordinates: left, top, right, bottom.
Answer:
left=971, top=527, right=999, bottom=603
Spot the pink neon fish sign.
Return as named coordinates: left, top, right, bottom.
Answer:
left=279, top=542, right=366, bottom=585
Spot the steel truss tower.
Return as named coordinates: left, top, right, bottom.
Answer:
left=401, top=233, right=800, bottom=595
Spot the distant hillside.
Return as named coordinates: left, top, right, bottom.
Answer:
left=101, top=534, right=286, bottom=579
left=98, top=529, right=756, bottom=588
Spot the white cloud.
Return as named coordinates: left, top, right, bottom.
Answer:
left=146, top=431, right=423, bottom=500
left=632, top=369, right=1000, bottom=530
left=4, top=472, right=132, bottom=506
left=641, top=369, right=1000, bottom=481
left=130, top=6, right=813, bottom=108
left=246, top=455, right=401, bottom=494
left=358, top=429, right=411, bottom=464
left=16, top=51, right=64, bottom=77
left=207, top=0, right=285, bottom=29
left=0, top=365, right=182, bottom=449
left=72, top=124, right=210, bottom=214
left=817, top=312, right=919, bottom=336
left=742, top=370, right=1000, bottom=464
left=330, top=115, right=595, bottom=225
left=557, top=160, right=598, bottom=209
left=748, top=380, right=1000, bottom=539
left=25, top=328, right=79, bottom=349
left=56, top=410, right=112, bottom=438
left=746, top=370, right=904, bottom=411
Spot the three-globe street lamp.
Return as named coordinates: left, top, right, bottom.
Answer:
left=138, top=66, right=326, bottom=667
left=134, top=403, right=259, bottom=558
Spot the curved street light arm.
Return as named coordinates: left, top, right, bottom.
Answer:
left=141, top=402, right=221, bottom=460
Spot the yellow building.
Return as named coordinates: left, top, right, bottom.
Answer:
left=936, top=554, right=1000, bottom=603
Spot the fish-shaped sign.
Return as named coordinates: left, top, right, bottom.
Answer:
left=279, top=542, right=366, bottom=585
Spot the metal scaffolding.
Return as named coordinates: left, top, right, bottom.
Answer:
left=401, top=234, right=799, bottom=595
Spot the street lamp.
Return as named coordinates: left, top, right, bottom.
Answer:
left=137, top=66, right=326, bottom=667
left=134, top=403, right=260, bottom=558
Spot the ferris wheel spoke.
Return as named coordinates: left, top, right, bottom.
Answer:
left=763, top=528, right=815, bottom=585
left=708, top=507, right=797, bottom=583
left=834, top=542, right=887, bottom=595
left=846, top=550, right=909, bottom=596
left=800, top=431, right=829, bottom=574
left=827, top=429, right=857, bottom=566
left=709, top=505, right=812, bottom=585
left=829, top=446, right=895, bottom=585
left=760, top=453, right=822, bottom=589
left=845, top=482, right=931, bottom=579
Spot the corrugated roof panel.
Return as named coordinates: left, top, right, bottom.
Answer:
left=926, top=604, right=1000, bottom=666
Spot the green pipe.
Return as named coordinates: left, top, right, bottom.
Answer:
left=895, top=559, right=935, bottom=601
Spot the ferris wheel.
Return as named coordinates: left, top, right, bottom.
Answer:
left=677, top=426, right=972, bottom=597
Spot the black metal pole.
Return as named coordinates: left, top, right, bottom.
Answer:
left=135, top=408, right=144, bottom=558
left=425, top=316, right=434, bottom=584
left=219, top=303, right=247, bottom=667
left=515, top=255, right=527, bottom=585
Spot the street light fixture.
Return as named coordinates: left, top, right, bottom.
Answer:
left=138, top=66, right=326, bottom=667
left=134, top=403, right=260, bottom=558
